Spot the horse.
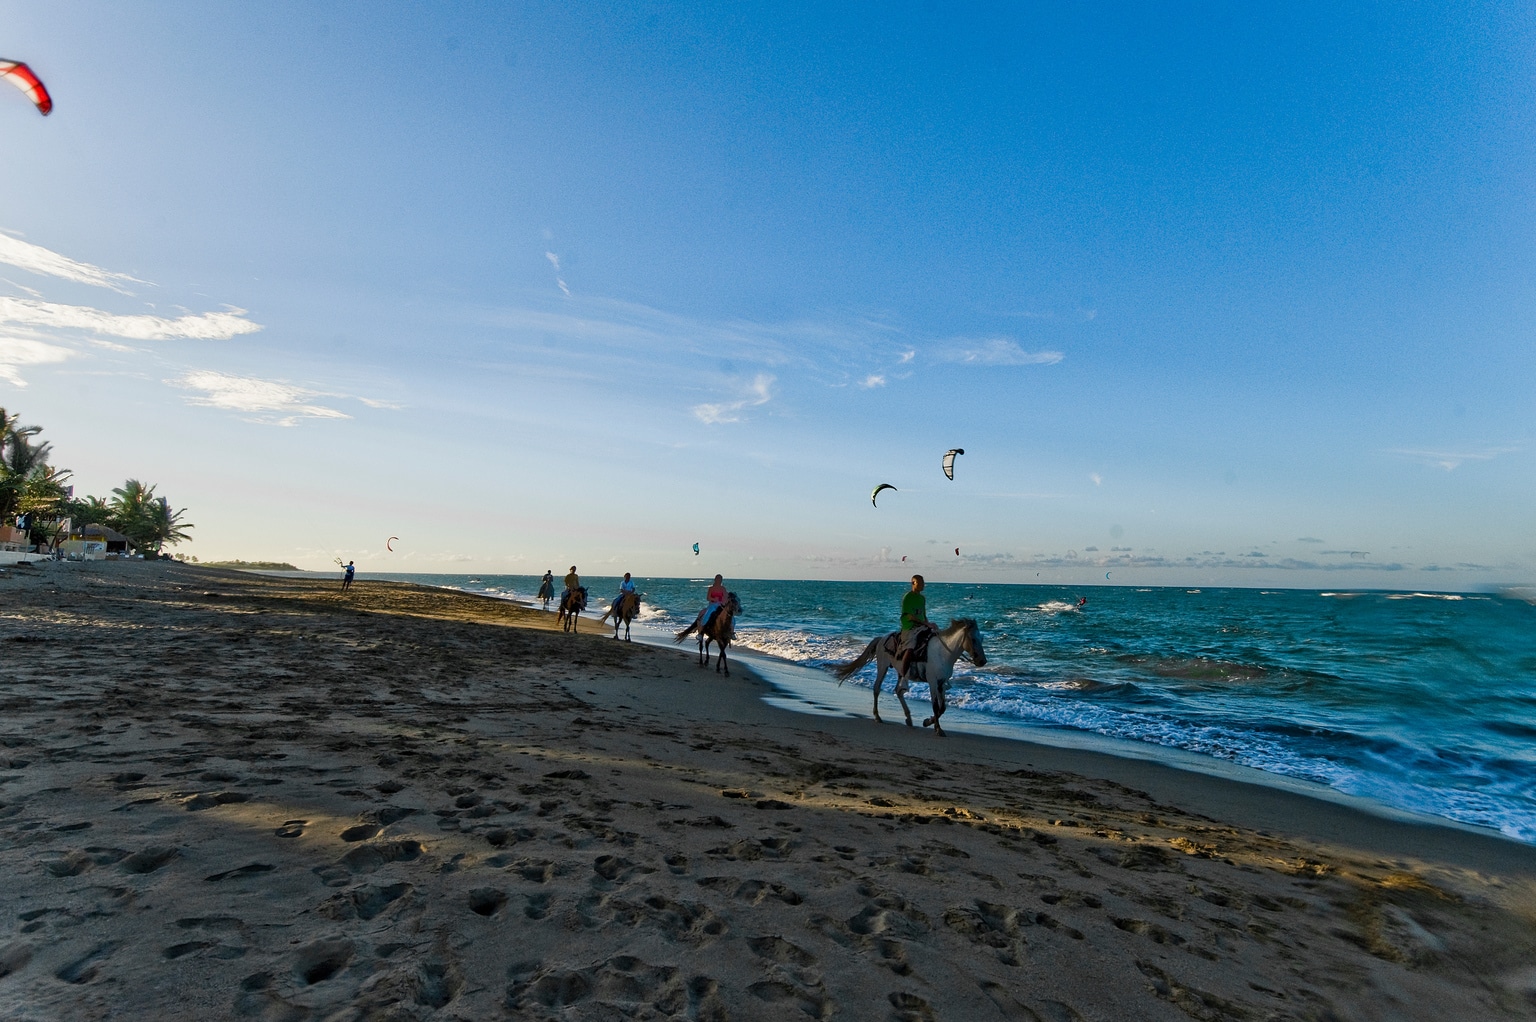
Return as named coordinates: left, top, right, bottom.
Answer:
left=833, top=619, right=986, bottom=737
left=537, top=576, right=556, bottom=610
left=600, top=591, right=640, bottom=641
left=556, top=587, right=587, bottom=633
left=674, top=593, right=743, bottom=676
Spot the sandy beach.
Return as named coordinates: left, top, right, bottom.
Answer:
left=1, top=562, right=1534, bottom=1021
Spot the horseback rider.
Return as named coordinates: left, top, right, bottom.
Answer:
left=614, top=572, right=636, bottom=612
left=564, top=566, right=580, bottom=593
left=694, top=574, right=728, bottom=631
left=896, top=574, right=932, bottom=681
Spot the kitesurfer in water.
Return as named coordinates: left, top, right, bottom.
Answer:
left=896, top=574, right=932, bottom=681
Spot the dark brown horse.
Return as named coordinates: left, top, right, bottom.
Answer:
left=557, top=587, right=587, bottom=633
left=674, top=593, right=742, bottom=675
left=600, top=591, right=640, bottom=641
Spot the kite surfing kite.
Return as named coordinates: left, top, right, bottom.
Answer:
left=386, top=536, right=399, bottom=552
left=955, top=547, right=960, bottom=556
left=871, top=483, right=897, bottom=507
left=692, top=542, right=700, bottom=556
left=942, top=448, right=965, bottom=480
left=0, top=61, right=51, bottom=115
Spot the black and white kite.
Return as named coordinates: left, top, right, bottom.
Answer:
left=942, top=448, right=965, bottom=480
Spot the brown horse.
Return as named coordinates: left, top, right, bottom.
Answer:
left=600, top=591, right=640, bottom=641
left=674, top=593, right=743, bottom=676
left=556, top=587, right=587, bottom=633
left=833, top=619, right=987, bottom=737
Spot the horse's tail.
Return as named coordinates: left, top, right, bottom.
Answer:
left=675, top=619, right=698, bottom=643
left=834, top=638, right=880, bottom=686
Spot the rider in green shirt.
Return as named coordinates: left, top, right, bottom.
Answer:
left=897, top=574, right=930, bottom=680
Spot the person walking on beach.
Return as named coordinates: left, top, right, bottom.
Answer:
left=341, top=561, right=356, bottom=592
left=896, top=574, right=931, bottom=681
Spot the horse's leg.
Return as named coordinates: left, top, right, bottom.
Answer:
left=895, top=672, right=914, bottom=728
left=872, top=662, right=885, bottom=723
left=923, top=678, right=947, bottom=736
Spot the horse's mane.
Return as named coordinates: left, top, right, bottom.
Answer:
left=944, top=617, right=977, bottom=632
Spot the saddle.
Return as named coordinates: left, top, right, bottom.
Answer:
left=882, top=628, right=933, bottom=677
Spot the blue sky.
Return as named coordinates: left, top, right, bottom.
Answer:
left=2, top=2, right=1532, bottom=587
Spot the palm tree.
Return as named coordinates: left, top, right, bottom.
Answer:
left=0, top=410, right=52, bottom=525
left=110, top=479, right=194, bottom=554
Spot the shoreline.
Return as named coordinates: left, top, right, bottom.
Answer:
left=308, top=570, right=1536, bottom=854
left=4, top=561, right=1534, bottom=1020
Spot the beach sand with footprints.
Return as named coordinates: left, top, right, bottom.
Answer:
left=2, top=562, right=1535, bottom=1021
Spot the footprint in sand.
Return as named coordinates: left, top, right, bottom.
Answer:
left=888, top=990, right=936, bottom=1022
left=340, top=824, right=382, bottom=842
left=205, top=863, right=275, bottom=883
left=508, top=955, right=691, bottom=1016
left=293, top=939, right=355, bottom=985
left=468, top=888, right=509, bottom=917
left=0, top=942, right=34, bottom=979
left=120, top=846, right=179, bottom=874
left=319, top=882, right=412, bottom=921
left=54, top=942, right=116, bottom=984
left=274, top=820, right=306, bottom=838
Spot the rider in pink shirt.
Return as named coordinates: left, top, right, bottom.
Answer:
left=699, top=575, right=728, bottom=629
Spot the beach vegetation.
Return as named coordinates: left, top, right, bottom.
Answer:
left=0, top=407, right=195, bottom=555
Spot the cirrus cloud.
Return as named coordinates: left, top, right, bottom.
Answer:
left=169, top=370, right=352, bottom=426
left=0, top=296, right=260, bottom=341
left=0, top=335, right=73, bottom=387
left=0, top=232, right=145, bottom=293
left=939, top=336, right=1064, bottom=366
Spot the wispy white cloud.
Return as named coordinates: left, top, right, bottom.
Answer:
left=169, top=370, right=352, bottom=426
left=1388, top=445, right=1519, bottom=471
left=0, top=335, right=73, bottom=387
left=693, top=374, right=774, bottom=425
left=545, top=251, right=571, bottom=297
left=859, top=374, right=886, bottom=389
left=0, top=297, right=260, bottom=341
left=0, top=233, right=145, bottom=293
left=1089, top=472, right=1102, bottom=486
left=939, top=336, right=1064, bottom=366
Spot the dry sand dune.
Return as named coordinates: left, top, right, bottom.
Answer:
left=1, top=562, right=1534, bottom=1020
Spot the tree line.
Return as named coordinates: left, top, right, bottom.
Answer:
left=0, top=407, right=193, bottom=555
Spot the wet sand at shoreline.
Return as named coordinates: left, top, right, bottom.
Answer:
left=1, top=561, right=1533, bottom=1020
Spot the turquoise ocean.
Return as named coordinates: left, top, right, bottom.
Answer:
left=362, top=573, right=1536, bottom=845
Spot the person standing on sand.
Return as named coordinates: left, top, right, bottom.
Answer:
left=896, top=574, right=931, bottom=681
left=341, top=561, right=356, bottom=592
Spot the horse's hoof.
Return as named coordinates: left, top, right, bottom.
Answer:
left=934, top=728, right=947, bottom=738
left=922, top=717, right=933, bottom=728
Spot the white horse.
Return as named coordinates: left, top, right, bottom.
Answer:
left=833, top=619, right=987, bottom=737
